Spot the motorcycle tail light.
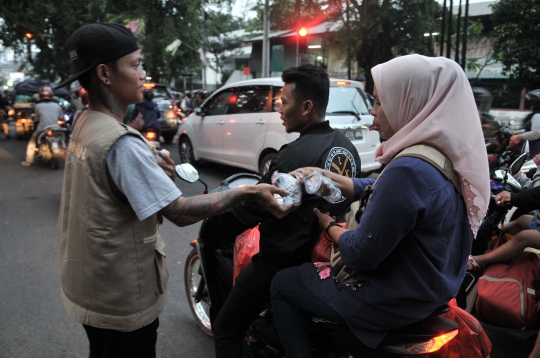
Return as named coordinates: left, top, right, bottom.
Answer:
left=383, top=329, right=458, bottom=354
left=58, top=120, right=65, bottom=126
left=47, top=130, right=53, bottom=136
left=17, top=118, right=27, bottom=123
left=146, top=132, right=157, bottom=140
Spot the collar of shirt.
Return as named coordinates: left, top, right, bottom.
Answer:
left=299, top=120, right=331, bottom=137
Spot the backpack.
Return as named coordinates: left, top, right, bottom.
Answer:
left=475, top=250, right=540, bottom=328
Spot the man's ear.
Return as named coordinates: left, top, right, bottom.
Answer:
left=95, top=64, right=111, bottom=86
left=303, top=100, right=313, bottom=115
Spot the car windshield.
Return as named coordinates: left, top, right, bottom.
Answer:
left=327, top=87, right=370, bottom=115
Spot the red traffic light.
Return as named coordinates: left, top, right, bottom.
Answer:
left=25, top=33, right=33, bottom=39
left=298, top=27, right=308, bottom=37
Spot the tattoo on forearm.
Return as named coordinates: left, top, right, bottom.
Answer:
left=160, top=188, right=250, bottom=227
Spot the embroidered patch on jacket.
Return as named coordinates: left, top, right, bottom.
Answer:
left=324, top=147, right=357, bottom=178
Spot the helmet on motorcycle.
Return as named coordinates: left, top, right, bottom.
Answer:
left=526, top=89, right=540, bottom=110
left=39, top=86, right=54, bottom=100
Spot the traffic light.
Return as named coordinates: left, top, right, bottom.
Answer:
left=25, top=33, right=33, bottom=39
left=298, top=27, right=308, bottom=53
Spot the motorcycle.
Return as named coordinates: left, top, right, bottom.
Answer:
left=459, top=142, right=540, bottom=342
left=485, top=121, right=520, bottom=174
left=176, top=163, right=463, bottom=358
left=2, top=102, right=36, bottom=140
left=34, top=124, right=68, bottom=169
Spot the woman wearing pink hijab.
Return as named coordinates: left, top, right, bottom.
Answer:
left=270, top=55, right=490, bottom=356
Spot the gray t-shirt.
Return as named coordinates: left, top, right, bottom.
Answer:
left=106, top=135, right=181, bottom=220
left=35, top=101, right=64, bottom=132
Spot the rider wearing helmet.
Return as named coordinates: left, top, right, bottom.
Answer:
left=21, top=86, right=64, bottom=166
left=510, top=89, right=540, bottom=157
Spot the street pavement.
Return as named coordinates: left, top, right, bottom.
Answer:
left=0, top=134, right=536, bottom=357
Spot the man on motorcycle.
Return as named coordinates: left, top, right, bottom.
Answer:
left=206, top=64, right=362, bottom=358
left=129, top=89, right=161, bottom=139
left=21, top=86, right=64, bottom=166
left=55, top=22, right=288, bottom=358
left=510, top=89, right=540, bottom=156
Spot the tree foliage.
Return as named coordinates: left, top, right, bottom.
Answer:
left=491, top=0, right=540, bottom=90
left=342, top=0, right=441, bottom=91
left=0, top=0, right=231, bottom=87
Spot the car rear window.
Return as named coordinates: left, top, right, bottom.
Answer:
left=151, top=86, right=171, bottom=100
left=327, top=87, right=370, bottom=115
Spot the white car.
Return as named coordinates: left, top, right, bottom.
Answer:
left=177, top=78, right=381, bottom=175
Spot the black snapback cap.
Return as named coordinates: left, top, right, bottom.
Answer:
left=55, top=23, right=139, bottom=89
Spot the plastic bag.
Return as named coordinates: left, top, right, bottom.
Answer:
left=433, top=299, right=492, bottom=357
left=310, top=223, right=345, bottom=263
left=271, top=171, right=302, bottom=206
left=303, top=170, right=342, bottom=203
left=233, top=226, right=260, bottom=286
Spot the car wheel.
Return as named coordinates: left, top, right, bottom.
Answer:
left=259, top=153, right=276, bottom=176
left=179, top=137, right=197, bottom=164
left=162, top=133, right=174, bottom=143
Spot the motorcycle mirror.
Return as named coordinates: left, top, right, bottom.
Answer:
left=522, top=140, right=530, bottom=156
left=510, top=152, right=528, bottom=176
left=175, top=163, right=199, bottom=183
left=175, top=163, right=208, bottom=193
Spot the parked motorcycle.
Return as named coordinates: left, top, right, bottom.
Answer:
left=176, top=164, right=462, bottom=358
left=34, top=125, right=68, bottom=169
left=459, top=143, right=539, bottom=342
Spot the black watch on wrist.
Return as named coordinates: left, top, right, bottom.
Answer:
left=325, top=221, right=341, bottom=236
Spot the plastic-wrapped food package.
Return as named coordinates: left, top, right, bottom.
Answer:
left=303, top=171, right=342, bottom=203
left=271, top=171, right=302, bottom=206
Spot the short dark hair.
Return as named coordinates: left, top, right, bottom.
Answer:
left=143, top=90, right=154, bottom=102
left=281, top=64, right=329, bottom=118
left=77, top=59, right=119, bottom=91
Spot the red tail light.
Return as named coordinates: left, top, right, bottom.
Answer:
left=17, top=118, right=28, bottom=123
left=172, top=98, right=178, bottom=117
left=145, top=132, right=157, bottom=140
left=47, top=130, right=53, bottom=136
left=58, top=120, right=65, bottom=126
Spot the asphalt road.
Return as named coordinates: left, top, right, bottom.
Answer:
left=0, top=136, right=242, bottom=357
left=0, top=133, right=536, bottom=357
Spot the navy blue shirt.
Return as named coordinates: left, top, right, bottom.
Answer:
left=300, top=157, right=472, bottom=348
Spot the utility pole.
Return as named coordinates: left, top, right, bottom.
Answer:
left=440, top=0, right=446, bottom=57
left=446, top=0, right=453, bottom=58
left=461, top=0, right=470, bottom=70
left=201, top=0, right=207, bottom=89
left=455, top=0, right=462, bottom=65
left=262, top=0, right=270, bottom=77
left=295, top=0, right=301, bottom=67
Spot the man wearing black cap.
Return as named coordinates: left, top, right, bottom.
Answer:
left=56, top=22, right=288, bottom=357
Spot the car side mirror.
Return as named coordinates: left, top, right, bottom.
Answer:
left=195, top=107, right=205, bottom=117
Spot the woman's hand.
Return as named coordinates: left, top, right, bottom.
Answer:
left=314, top=208, right=335, bottom=230
left=509, top=134, right=523, bottom=149
left=494, top=191, right=511, bottom=206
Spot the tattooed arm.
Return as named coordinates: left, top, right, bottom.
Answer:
left=160, top=184, right=290, bottom=227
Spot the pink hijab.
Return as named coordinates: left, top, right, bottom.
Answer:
left=371, top=55, right=490, bottom=236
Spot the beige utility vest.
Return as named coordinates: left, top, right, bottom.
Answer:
left=58, top=111, right=168, bottom=330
